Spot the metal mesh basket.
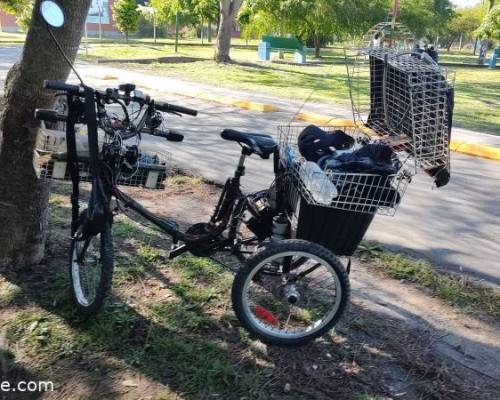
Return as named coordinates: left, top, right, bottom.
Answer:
left=345, top=47, right=455, bottom=170
left=35, top=128, right=172, bottom=190
left=278, top=125, right=414, bottom=216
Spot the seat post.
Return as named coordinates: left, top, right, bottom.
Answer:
left=235, top=147, right=251, bottom=179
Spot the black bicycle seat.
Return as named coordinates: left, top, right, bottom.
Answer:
left=221, top=129, right=278, bottom=159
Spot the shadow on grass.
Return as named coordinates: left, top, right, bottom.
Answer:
left=1, top=190, right=498, bottom=399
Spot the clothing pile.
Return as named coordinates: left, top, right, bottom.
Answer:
left=296, top=125, right=402, bottom=209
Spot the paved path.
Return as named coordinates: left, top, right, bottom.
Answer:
left=1, top=46, right=499, bottom=285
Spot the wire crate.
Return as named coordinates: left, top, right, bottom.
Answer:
left=278, top=125, right=414, bottom=216
left=35, top=129, right=172, bottom=190
left=345, top=47, right=455, bottom=170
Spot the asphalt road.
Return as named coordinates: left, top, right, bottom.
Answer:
left=1, top=46, right=499, bottom=285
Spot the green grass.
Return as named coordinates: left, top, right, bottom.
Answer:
left=439, top=48, right=489, bottom=64
left=453, top=66, right=500, bottom=134
left=359, top=241, right=500, bottom=318
left=0, top=281, right=22, bottom=308
left=166, top=174, right=203, bottom=186
left=4, top=253, right=263, bottom=398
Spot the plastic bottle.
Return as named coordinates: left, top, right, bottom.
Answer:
left=299, top=161, right=338, bottom=205
left=284, top=145, right=300, bottom=167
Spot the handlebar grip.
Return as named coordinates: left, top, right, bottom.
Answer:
left=155, top=101, right=198, bottom=117
left=150, top=129, right=184, bottom=142
left=35, top=109, right=67, bottom=123
left=43, top=80, right=81, bottom=95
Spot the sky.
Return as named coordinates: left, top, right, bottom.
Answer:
left=450, top=0, right=481, bottom=7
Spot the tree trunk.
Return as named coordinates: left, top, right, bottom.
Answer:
left=214, top=0, right=243, bottom=63
left=125, top=31, right=129, bottom=44
left=201, top=17, right=204, bottom=44
left=0, top=0, right=91, bottom=269
left=314, top=34, right=321, bottom=58
left=208, top=20, right=212, bottom=43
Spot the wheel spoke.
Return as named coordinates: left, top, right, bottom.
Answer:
left=241, top=249, right=344, bottom=340
left=71, top=234, right=103, bottom=307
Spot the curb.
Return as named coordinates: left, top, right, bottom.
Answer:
left=191, top=92, right=279, bottom=113
left=295, top=112, right=357, bottom=126
left=450, top=140, right=500, bottom=161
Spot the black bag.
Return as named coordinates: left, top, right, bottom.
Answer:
left=298, top=125, right=355, bottom=162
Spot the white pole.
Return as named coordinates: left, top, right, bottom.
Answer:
left=85, top=23, right=89, bottom=56
left=98, top=1, right=102, bottom=40
left=153, top=10, right=157, bottom=44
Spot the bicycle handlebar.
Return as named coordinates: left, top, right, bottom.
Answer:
left=43, top=80, right=198, bottom=117
left=44, top=80, right=82, bottom=95
left=35, top=108, right=67, bottom=123
left=155, top=101, right=198, bottom=117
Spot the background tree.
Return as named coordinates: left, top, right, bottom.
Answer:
left=0, top=0, right=91, bottom=268
left=442, top=4, right=486, bottom=50
left=215, top=0, right=243, bottom=62
left=193, top=0, right=219, bottom=42
left=0, top=0, right=34, bottom=31
left=239, top=0, right=388, bottom=57
left=475, top=4, right=499, bottom=41
left=113, top=0, right=140, bottom=43
left=398, top=0, right=454, bottom=41
left=137, top=2, right=159, bottom=43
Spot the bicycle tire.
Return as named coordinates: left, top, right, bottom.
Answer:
left=69, top=223, right=114, bottom=316
left=232, top=239, right=350, bottom=347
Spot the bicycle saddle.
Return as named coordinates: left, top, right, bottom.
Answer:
left=221, top=129, right=278, bottom=159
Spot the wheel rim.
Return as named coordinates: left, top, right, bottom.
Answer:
left=242, top=251, right=342, bottom=340
left=71, top=235, right=103, bottom=307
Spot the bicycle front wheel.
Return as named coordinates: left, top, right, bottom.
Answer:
left=69, top=224, right=114, bottom=315
left=232, top=239, right=350, bottom=347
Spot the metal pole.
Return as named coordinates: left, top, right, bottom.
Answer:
left=391, top=0, right=400, bottom=29
left=98, top=2, right=102, bottom=41
left=390, top=0, right=400, bottom=48
left=85, top=23, right=89, bottom=56
left=201, top=17, right=204, bottom=45
left=153, top=10, right=157, bottom=44
left=175, top=11, right=179, bottom=53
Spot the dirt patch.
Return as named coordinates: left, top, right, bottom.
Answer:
left=1, top=180, right=499, bottom=400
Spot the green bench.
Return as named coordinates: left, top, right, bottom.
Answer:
left=258, top=36, right=307, bottom=64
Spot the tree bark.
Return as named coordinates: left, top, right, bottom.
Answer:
left=314, top=34, right=321, bottom=58
left=0, top=0, right=91, bottom=269
left=214, top=0, right=243, bottom=63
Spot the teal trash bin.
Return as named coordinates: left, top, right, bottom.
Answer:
left=258, top=42, right=271, bottom=61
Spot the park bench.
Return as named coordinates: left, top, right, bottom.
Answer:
left=258, top=36, right=307, bottom=64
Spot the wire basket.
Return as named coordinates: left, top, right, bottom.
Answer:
left=278, top=125, right=414, bottom=216
left=35, top=128, right=172, bottom=190
left=345, top=47, right=455, bottom=170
